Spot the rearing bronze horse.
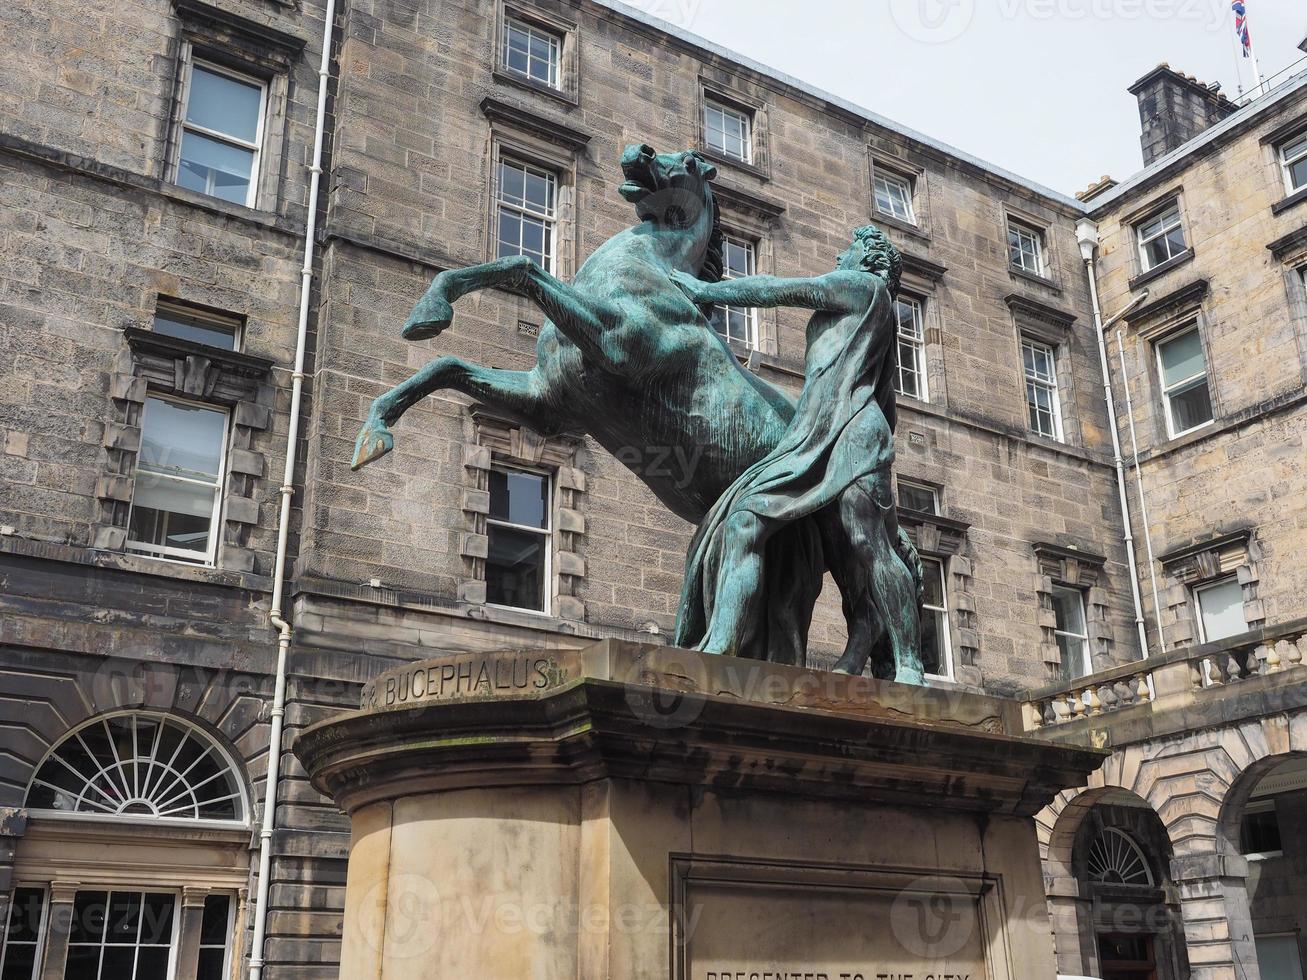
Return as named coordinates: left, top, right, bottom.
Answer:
left=352, top=143, right=911, bottom=676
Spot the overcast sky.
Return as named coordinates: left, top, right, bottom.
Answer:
left=632, top=0, right=1307, bottom=195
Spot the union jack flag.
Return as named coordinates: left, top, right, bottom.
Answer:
left=1232, top=2, right=1252, bottom=59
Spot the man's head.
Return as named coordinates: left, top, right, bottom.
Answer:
left=838, top=224, right=902, bottom=298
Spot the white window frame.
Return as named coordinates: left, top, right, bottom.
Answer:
left=921, top=557, right=954, bottom=681
left=1053, top=584, right=1090, bottom=679
left=1021, top=336, right=1063, bottom=441
left=1136, top=204, right=1187, bottom=272
left=712, top=234, right=759, bottom=349
left=873, top=170, right=916, bottom=224
left=153, top=300, right=243, bottom=352
left=24, top=712, right=250, bottom=829
left=0, top=884, right=49, bottom=980
left=197, top=893, right=237, bottom=979
left=1155, top=323, right=1214, bottom=439
left=495, top=156, right=558, bottom=275
left=176, top=59, right=268, bottom=209
left=897, top=479, right=939, bottom=515
left=703, top=97, right=753, bottom=164
left=1281, top=132, right=1307, bottom=194
left=125, top=395, right=229, bottom=567
left=484, top=464, right=554, bottom=616
left=501, top=15, right=562, bottom=90
left=1241, top=799, right=1285, bottom=861
left=1193, top=575, right=1246, bottom=644
left=63, top=887, right=182, bottom=980
left=894, top=295, right=928, bottom=401
left=1008, top=220, right=1046, bottom=276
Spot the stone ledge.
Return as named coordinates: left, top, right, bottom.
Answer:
left=296, top=640, right=1105, bottom=816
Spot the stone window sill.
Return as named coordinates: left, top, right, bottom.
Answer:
left=1271, top=185, right=1307, bottom=216
left=1008, top=264, right=1062, bottom=294
left=700, top=147, right=770, bottom=183
left=871, top=209, right=931, bottom=243
left=492, top=69, right=578, bottom=108
left=1128, top=248, right=1195, bottom=291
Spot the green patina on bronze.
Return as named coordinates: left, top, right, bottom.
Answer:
left=352, top=143, right=924, bottom=682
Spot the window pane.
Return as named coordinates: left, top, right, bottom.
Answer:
left=199, top=895, right=230, bottom=946
left=499, top=161, right=526, bottom=207
left=0, top=945, right=36, bottom=980
left=138, top=399, right=226, bottom=481
left=105, top=892, right=142, bottom=942
left=1052, top=586, right=1086, bottom=635
left=153, top=309, right=239, bottom=350
left=1197, top=578, right=1244, bottom=642
left=1057, top=633, right=1088, bottom=681
left=71, top=892, right=109, bottom=943
left=1242, top=807, right=1284, bottom=855
left=488, top=470, right=548, bottom=529
left=1169, top=377, right=1214, bottom=432
left=136, top=945, right=171, bottom=980
left=177, top=130, right=255, bottom=205
left=1158, top=329, right=1206, bottom=387
left=6, top=889, right=45, bottom=944
left=63, top=946, right=100, bottom=975
left=922, top=559, right=945, bottom=608
left=920, top=606, right=947, bottom=677
left=1290, top=157, right=1307, bottom=192
left=186, top=66, right=262, bottom=143
left=897, top=482, right=937, bottom=514
left=486, top=525, right=546, bottom=610
left=1254, top=934, right=1302, bottom=979
left=139, top=894, right=174, bottom=945
left=197, top=949, right=228, bottom=980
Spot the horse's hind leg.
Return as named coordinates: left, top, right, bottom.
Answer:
left=353, top=357, right=559, bottom=470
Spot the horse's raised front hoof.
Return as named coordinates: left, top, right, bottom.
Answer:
left=351, top=416, right=395, bottom=471
left=402, top=295, right=455, bottom=341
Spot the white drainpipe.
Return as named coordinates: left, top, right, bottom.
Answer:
left=248, top=1, right=336, bottom=976
left=1076, top=219, right=1154, bottom=660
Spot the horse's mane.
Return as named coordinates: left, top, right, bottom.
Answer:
left=697, top=194, right=725, bottom=283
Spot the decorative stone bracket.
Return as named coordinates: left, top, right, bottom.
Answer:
left=1033, top=542, right=1113, bottom=671
left=95, top=328, right=275, bottom=571
left=1158, top=528, right=1264, bottom=651
left=460, top=407, right=586, bottom=621
left=900, top=509, right=980, bottom=684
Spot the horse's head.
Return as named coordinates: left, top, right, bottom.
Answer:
left=619, top=144, right=723, bottom=278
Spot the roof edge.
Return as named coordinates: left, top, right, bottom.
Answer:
left=591, top=0, right=1088, bottom=212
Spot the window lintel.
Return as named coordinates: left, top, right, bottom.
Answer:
left=480, top=97, right=591, bottom=153
left=1121, top=278, right=1208, bottom=338
left=171, top=0, right=307, bottom=65
left=1005, top=293, right=1076, bottom=332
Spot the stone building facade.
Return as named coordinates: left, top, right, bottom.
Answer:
left=0, top=0, right=1302, bottom=977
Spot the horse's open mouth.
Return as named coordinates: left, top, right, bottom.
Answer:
left=618, top=176, right=656, bottom=203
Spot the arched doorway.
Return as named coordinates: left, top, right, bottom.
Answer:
left=1049, top=788, right=1189, bottom=980
left=1218, top=753, right=1307, bottom=980
left=0, top=711, right=253, bottom=980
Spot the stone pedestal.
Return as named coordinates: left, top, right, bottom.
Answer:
left=295, top=640, right=1104, bottom=979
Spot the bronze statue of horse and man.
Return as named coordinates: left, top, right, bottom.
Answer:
left=351, top=143, right=925, bottom=683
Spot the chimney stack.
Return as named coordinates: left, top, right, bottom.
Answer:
left=1128, top=64, right=1238, bottom=166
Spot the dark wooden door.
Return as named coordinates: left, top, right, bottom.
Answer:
left=1098, top=933, right=1158, bottom=980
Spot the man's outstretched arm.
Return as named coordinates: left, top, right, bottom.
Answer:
left=671, top=270, right=870, bottom=313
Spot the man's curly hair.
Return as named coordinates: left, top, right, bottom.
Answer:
left=852, top=224, right=902, bottom=298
